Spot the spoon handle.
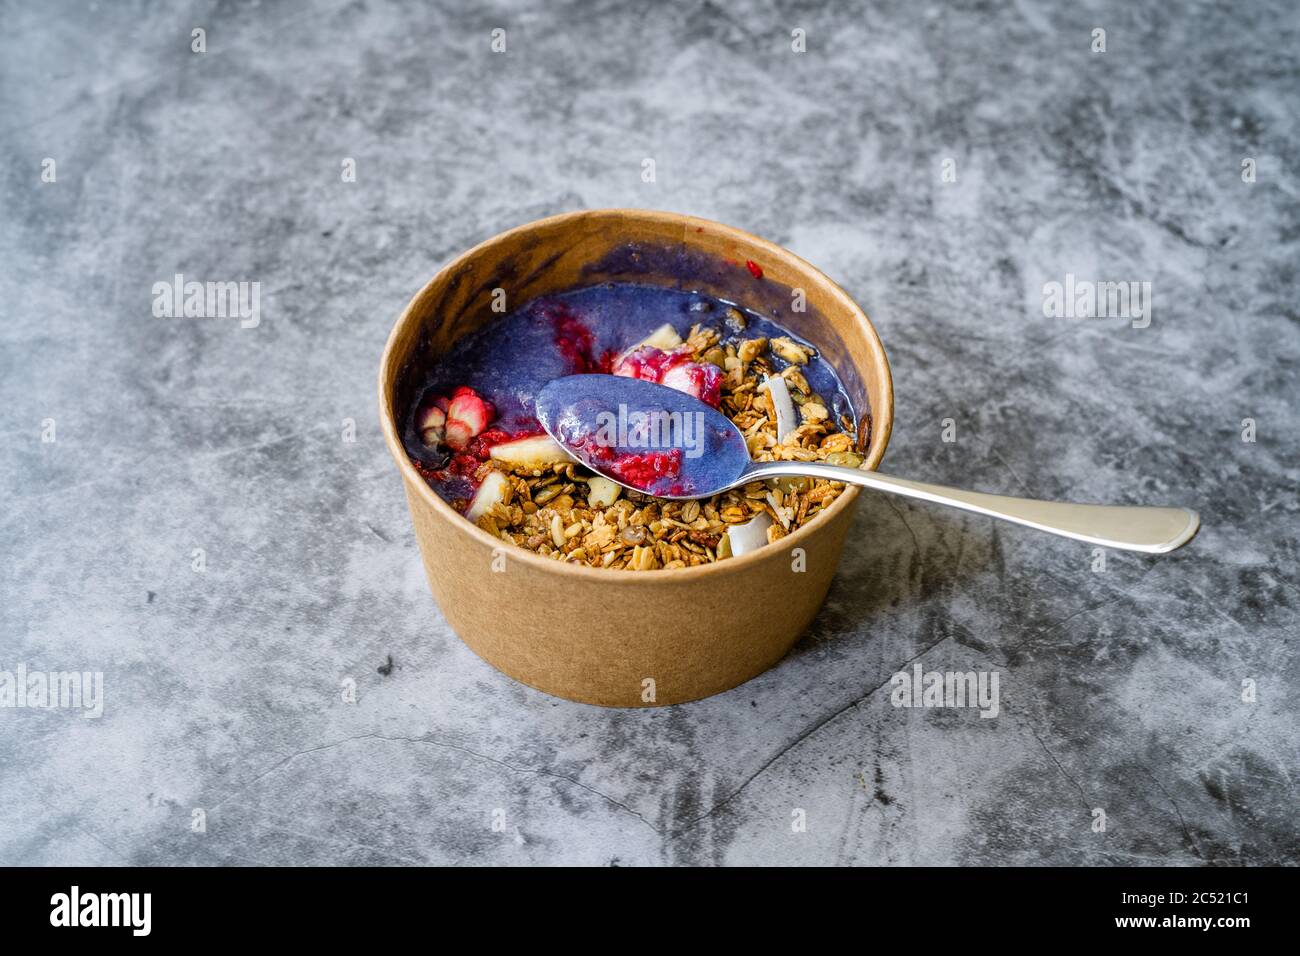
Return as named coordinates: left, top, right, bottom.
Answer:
left=742, top=461, right=1199, bottom=554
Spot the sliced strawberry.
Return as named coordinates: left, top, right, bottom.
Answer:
left=662, top=362, right=722, bottom=408
left=444, top=386, right=495, bottom=450
left=613, top=345, right=674, bottom=381
left=615, top=346, right=722, bottom=408
left=415, top=403, right=447, bottom=445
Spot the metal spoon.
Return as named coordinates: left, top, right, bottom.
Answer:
left=535, top=374, right=1199, bottom=554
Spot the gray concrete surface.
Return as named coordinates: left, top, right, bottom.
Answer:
left=1, top=0, right=1296, bottom=865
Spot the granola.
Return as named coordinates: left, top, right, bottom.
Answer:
left=454, top=324, right=865, bottom=571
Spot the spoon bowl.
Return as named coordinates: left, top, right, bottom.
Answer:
left=537, top=373, right=751, bottom=499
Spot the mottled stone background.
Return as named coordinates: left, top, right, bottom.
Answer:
left=1, top=0, right=1296, bottom=866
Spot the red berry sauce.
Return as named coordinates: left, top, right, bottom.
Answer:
left=609, top=449, right=683, bottom=489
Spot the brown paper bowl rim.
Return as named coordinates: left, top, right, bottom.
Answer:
left=378, top=208, right=894, bottom=583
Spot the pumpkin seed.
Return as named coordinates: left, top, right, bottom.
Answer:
left=826, top=451, right=864, bottom=468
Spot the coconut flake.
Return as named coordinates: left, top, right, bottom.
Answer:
left=726, top=512, right=774, bottom=556
left=762, top=374, right=798, bottom=441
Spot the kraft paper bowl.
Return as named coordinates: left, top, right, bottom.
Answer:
left=379, top=209, right=893, bottom=707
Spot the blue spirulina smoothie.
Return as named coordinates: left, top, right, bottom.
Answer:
left=403, top=282, right=856, bottom=508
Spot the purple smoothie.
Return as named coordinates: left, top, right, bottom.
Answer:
left=402, top=282, right=856, bottom=508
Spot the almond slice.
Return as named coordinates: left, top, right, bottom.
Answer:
left=466, top=471, right=511, bottom=522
